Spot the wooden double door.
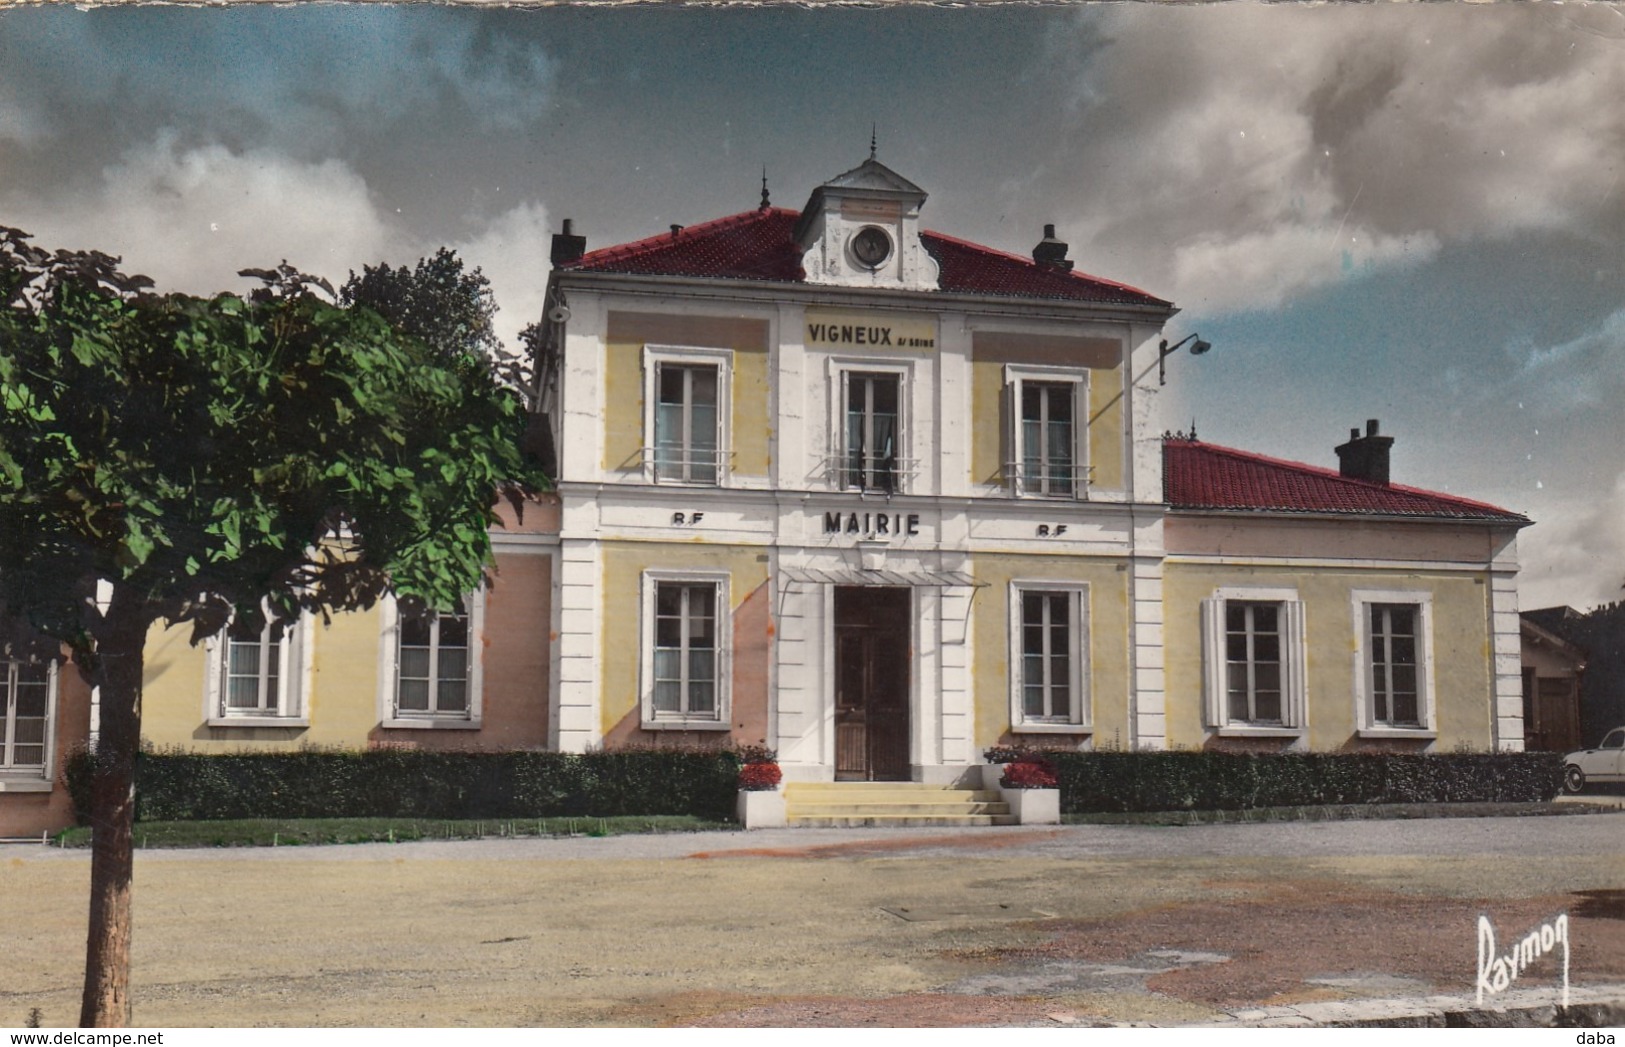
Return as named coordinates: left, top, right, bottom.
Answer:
left=834, top=586, right=911, bottom=781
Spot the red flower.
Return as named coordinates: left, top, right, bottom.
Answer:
left=738, top=761, right=783, bottom=791
left=1000, top=758, right=1058, bottom=790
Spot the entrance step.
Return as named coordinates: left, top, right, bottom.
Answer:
left=783, top=781, right=1017, bottom=827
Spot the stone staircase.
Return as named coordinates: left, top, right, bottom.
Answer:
left=783, top=781, right=1017, bottom=827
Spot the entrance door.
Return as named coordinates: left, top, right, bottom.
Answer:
left=833, top=587, right=911, bottom=781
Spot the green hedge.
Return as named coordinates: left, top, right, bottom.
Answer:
left=66, top=747, right=744, bottom=824
left=1046, top=751, right=1566, bottom=813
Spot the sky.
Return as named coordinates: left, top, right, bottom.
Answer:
left=1, top=2, right=1622, bottom=610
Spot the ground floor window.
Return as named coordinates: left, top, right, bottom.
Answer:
left=1202, top=589, right=1305, bottom=732
left=208, top=616, right=305, bottom=722
left=1353, top=590, right=1434, bottom=734
left=379, top=592, right=484, bottom=726
left=1, top=661, right=53, bottom=774
left=1009, top=582, right=1090, bottom=731
left=642, top=572, right=730, bottom=729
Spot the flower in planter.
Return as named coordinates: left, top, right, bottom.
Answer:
left=1000, top=758, right=1058, bottom=790
left=737, top=761, right=783, bottom=791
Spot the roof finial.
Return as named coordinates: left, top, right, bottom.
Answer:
left=760, top=165, right=770, bottom=210
left=870, top=123, right=877, bottom=161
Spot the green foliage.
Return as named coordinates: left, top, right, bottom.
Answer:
left=65, top=747, right=749, bottom=824
left=1047, top=751, right=1566, bottom=813
left=340, top=248, right=499, bottom=366
left=0, top=228, right=545, bottom=650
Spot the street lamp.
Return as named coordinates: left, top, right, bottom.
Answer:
left=1158, top=333, right=1212, bottom=386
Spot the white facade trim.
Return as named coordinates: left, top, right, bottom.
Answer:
left=1489, top=566, right=1525, bottom=751
left=1166, top=554, right=1512, bottom=573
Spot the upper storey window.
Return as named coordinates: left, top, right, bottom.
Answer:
left=1005, top=367, right=1088, bottom=498
left=843, top=371, right=901, bottom=492
left=643, top=346, right=731, bottom=486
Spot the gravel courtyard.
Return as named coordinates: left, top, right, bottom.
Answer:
left=3, top=817, right=1622, bottom=1027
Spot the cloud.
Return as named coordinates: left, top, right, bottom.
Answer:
left=451, top=201, right=554, bottom=353
left=1049, top=4, right=1625, bottom=314
left=1, top=131, right=554, bottom=355
left=1, top=132, right=411, bottom=296
left=1509, top=308, right=1625, bottom=409
left=0, top=8, right=556, bottom=155
left=1519, top=471, right=1625, bottom=612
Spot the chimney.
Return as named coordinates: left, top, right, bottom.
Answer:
left=1335, top=418, right=1395, bottom=485
left=1032, top=223, right=1074, bottom=272
left=550, top=219, right=586, bottom=265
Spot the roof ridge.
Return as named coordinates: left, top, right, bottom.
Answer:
left=1165, top=438, right=1527, bottom=519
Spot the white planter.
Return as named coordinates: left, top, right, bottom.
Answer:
left=981, top=764, right=1060, bottom=824
left=736, top=788, right=786, bottom=829
left=999, top=786, right=1060, bottom=825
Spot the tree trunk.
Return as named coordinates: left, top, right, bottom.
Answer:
left=79, top=586, right=147, bottom=1028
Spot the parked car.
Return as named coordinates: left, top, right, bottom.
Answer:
left=1563, top=727, right=1625, bottom=792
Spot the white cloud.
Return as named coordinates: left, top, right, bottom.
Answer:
left=1509, top=308, right=1625, bottom=409
left=0, top=132, right=554, bottom=355
left=1051, top=4, right=1625, bottom=315
left=1519, top=471, right=1625, bottom=611
left=1, top=132, right=411, bottom=296
left=451, top=201, right=553, bottom=354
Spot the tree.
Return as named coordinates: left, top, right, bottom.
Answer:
left=0, top=228, right=543, bottom=1026
left=339, top=248, right=499, bottom=363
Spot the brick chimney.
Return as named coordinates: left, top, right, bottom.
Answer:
left=1335, top=419, right=1395, bottom=485
left=550, top=219, right=586, bottom=265
left=1032, top=224, right=1074, bottom=272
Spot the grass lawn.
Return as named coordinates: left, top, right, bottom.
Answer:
left=52, top=814, right=735, bottom=849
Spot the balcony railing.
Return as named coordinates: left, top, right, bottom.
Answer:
left=1002, top=461, right=1094, bottom=498
left=822, top=451, right=921, bottom=494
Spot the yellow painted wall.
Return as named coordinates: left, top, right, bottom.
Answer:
left=968, top=554, right=1133, bottom=750
left=141, top=606, right=387, bottom=751
left=969, top=358, right=1004, bottom=487
left=601, top=312, right=772, bottom=479
left=1162, top=563, right=1494, bottom=751
left=968, top=336, right=1126, bottom=493
left=1087, top=363, right=1124, bottom=492
left=598, top=541, right=771, bottom=737
left=731, top=347, right=771, bottom=478
left=603, top=338, right=644, bottom=473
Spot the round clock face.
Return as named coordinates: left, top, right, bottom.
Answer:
left=850, top=226, right=892, bottom=268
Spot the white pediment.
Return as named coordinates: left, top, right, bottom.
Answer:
left=820, top=159, right=927, bottom=198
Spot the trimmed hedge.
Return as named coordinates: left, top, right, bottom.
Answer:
left=66, top=747, right=744, bottom=824
left=1047, top=751, right=1566, bottom=813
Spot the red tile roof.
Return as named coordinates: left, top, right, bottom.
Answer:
left=561, top=207, right=1170, bottom=308
left=1163, top=439, right=1529, bottom=523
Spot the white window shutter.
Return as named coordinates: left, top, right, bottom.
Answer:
left=1283, top=599, right=1307, bottom=729
left=1200, top=597, right=1225, bottom=728
left=1002, top=376, right=1018, bottom=493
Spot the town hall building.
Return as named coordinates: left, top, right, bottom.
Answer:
left=0, top=156, right=1532, bottom=835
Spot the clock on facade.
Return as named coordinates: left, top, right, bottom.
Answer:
left=850, top=225, right=892, bottom=269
